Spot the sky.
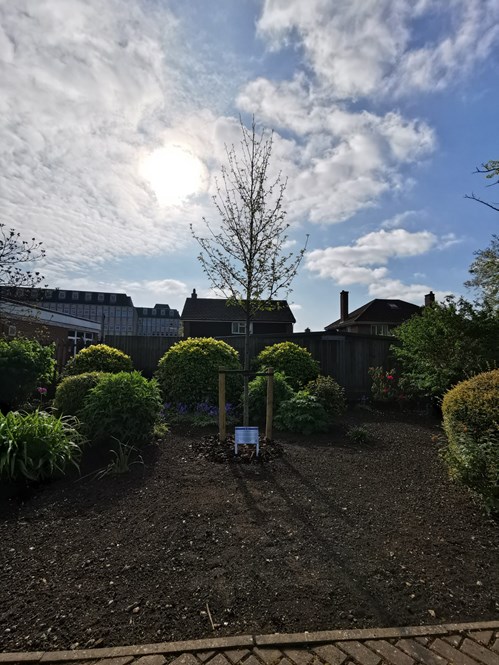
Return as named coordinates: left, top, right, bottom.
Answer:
left=1, top=0, right=498, bottom=331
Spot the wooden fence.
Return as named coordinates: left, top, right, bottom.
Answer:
left=104, top=331, right=397, bottom=398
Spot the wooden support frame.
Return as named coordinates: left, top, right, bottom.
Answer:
left=218, top=367, right=274, bottom=443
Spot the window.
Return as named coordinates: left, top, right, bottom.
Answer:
left=232, top=321, right=253, bottom=334
left=143, top=308, right=148, bottom=315
left=98, top=293, right=105, bottom=302
left=72, top=291, right=79, bottom=300
left=152, top=309, right=156, bottom=316
left=58, top=291, right=66, bottom=300
left=388, top=303, right=399, bottom=309
left=44, top=289, right=53, bottom=298
left=110, top=294, right=117, bottom=304
left=160, top=309, right=166, bottom=316
left=370, top=324, right=393, bottom=336
left=85, top=292, right=92, bottom=301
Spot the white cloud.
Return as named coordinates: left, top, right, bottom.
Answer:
left=305, top=227, right=448, bottom=301
left=381, top=211, right=420, bottom=229
left=257, top=0, right=499, bottom=100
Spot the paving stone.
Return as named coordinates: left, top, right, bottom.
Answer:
left=97, top=659, right=135, bottom=665
left=469, top=632, right=495, bottom=647
left=198, top=653, right=216, bottom=663
left=395, top=639, right=446, bottom=665
left=253, top=648, right=284, bottom=665
left=492, top=640, right=499, bottom=654
left=415, top=637, right=430, bottom=645
left=202, top=655, right=230, bottom=665
left=223, top=649, right=251, bottom=664
left=170, top=655, right=200, bottom=665
left=243, top=657, right=264, bottom=665
left=282, top=650, right=314, bottom=665
left=0, top=654, right=44, bottom=663
left=135, top=657, right=167, bottom=665
left=460, top=637, right=499, bottom=665
left=312, top=644, right=347, bottom=665
left=364, top=640, right=414, bottom=665
left=442, top=634, right=462, bottom=648
left=336, top=641, right=380, bottom=665
left=431, top=638, right=481, bottom=665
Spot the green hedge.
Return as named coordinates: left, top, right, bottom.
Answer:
left=248, top=371, right=294, bottom=424
left=0, top=337, right=55, bottom=408
left=63, top=344, right=133, bottom=376
left=255, top=342, right=319, bottom=390
left=53, top=372, right=105, bottom=416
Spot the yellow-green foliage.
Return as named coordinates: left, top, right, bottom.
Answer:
left=63, top=344, right=133, bottom=376
left=256, top=341, right=319, bottom=390
left=53, top=372, right=105, bottom=416
left=156, top=337, right=242, bottom=407
left=442, top=369, right=499, bottom=514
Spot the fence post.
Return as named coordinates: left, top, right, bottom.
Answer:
left=219, top=368, right=226, bottom=443
left=265, top=367, right=274, bottom=441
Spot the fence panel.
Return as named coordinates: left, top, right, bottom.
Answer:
left=104, top=335, right=179, bottom=377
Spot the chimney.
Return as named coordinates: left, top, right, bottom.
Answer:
left=191, top=288, right=197, bottom=299
left=424, top=291, right=435, bottom=307
left=340, top=290, right=349, bottom=322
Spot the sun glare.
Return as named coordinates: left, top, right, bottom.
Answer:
left=140, top=144, right=208, bottom=206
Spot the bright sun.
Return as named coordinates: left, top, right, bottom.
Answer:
left=140, top=144, right=208, bottom=206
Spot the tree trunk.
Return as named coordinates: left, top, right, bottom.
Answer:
left=243, top=309, right=251, bottom=426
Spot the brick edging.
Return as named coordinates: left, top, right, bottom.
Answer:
left=1, top=620, right=499, bottom=663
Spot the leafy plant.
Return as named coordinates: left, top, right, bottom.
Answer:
left=156, top=337, right=242, bottom=407
left=305, top=375, right=346, bottom=418
left=0, top=409, right=82, bottom=482
left=53, top=372, right=105, bottom=416
left=274, top=391, right=330, bottom=434
left=81, top=371, right=162, bottom=447
left=442, top=369, right=499, bottom=514
left=0, top=337, right=55, bottom=409
left=96, top=438, right=144, bottom=478
left=347, top=425, right=371, bottom=445
left=255, top=341, right=319, bottom=391
left=392, top=297, right=499, bottom=398
left=63, top=344, right=133, bottom=376
left=247, top=371, right=294, bottom=424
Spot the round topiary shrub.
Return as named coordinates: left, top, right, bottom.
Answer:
left=63, top=344, right=133, bottom=376
left=255, top=341, right=319, bottom=390
left=442, top=369, right=499, bottom=514
left=81, top=371, right=162, bottom=446
left=274, top=391, right=330, bottom=434
left=305, top=375, right=346, bottom=418
left=53, top=372, right=105, bottom=417
left=156, top=337, right=242, bottom=407
left=247, top=371, right=294, bottom=424
left=0, top=337, right=55, bottom=409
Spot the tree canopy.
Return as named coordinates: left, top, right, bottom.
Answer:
left=0, top=224, right=46, bottom=288
left=465, top=234, right=499, bottom=310
left=465, top=160, right=499, bottom=212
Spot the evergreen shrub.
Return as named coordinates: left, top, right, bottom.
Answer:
left=255, top=341, right=319, bottom=390
left=63, top=344, right=132, bottom=376
left=442, top=369, right=499, bottom=514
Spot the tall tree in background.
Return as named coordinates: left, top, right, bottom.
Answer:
left=465, top=234, right=499, bottom=310
left=465, top=160, right=499, bottom=212
left=192, top=117, right=307, bottom=425
left=0, top=224, right=46, bottom=288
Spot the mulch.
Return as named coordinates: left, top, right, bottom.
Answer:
left=0, top=407, right=498, bottom=652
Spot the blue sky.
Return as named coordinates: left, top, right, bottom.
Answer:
left=1, top=0, right=498, bottom=330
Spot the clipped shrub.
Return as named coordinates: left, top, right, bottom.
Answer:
left=247, top=371, right=294, bottom=424
left=156, top=337, right=242, bottom=407
left=305, top=375, right=346, bottom=418
left=442, top=369, right=499, bottom=514
left=63, top=344, right=133, bottom=376
left=81, top=371, right=162, bottom=446
left=53, top=372, right=105, bottom=416
left=347, top=425, right=371, bottom=445
left=255, top=341, right=319, bottom=390
left=275, top=391, right=330, bottom=434
left=0, top=409, right=82, bottom=482
left=0, top=337, right=55, bottom=409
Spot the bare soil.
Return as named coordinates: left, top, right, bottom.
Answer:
left=1, top=408, right=498, bottom=652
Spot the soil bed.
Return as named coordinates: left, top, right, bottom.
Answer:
left=1, top=408, right=498, bottom=652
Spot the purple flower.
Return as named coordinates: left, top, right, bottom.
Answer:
left=37, top=387, right=48, bottom=395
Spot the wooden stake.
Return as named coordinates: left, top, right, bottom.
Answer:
left=219, top=368, right=226, bottom=443
left=265, top=367, right=274, bottom=441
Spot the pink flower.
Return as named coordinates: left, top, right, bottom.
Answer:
left=386, top=375, right=394, bottom=380
left=37, top=387, right=48, bottom=395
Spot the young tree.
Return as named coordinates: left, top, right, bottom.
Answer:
left=465, top=234, right=499, bottom=310
left=465, top=160, right=499, bottom=212
left=0, top=224, right=46, bottom=288
left=191, top=117, right=308, bottom=425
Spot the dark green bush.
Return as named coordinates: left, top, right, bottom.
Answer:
left=442, top=369, right=499, bottom=514
left=0, top=409, right=82, bottom=482
left=53, top=372, right=105, bottom=416
left=0, top=337, right=55, bottom=408
left=248, top=371, right=294, bottom=424
left=275, top=391, right=330, bottom=434
left=156, top=337, right=242, bottom=407
left=81, top=371, right=162, bottom=446
left=347, top=425, right=371, bottom=445
left=255, top=341, right=319, bottom=390
left=305, top=375, right=346, bottom=417
left=63, top=344, right=133, bottom=376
